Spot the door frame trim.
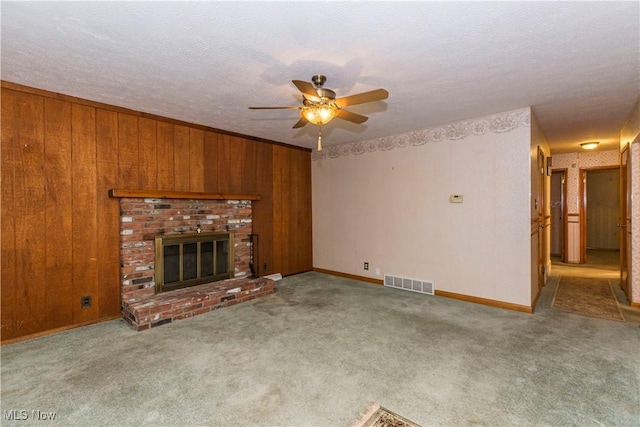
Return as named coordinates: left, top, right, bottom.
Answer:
left=579, top=165, right=620, bottom=264
left=620, top=143, right=630, bottom=300
left=551, top=168, right=568, bottom=262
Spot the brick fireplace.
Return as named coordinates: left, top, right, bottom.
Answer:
left=112, top=190, right=275, bottom=330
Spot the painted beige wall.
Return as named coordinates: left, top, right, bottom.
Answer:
left=620, top=97, right=639, bottom=304
left=312, top=108, right=533, bottom=307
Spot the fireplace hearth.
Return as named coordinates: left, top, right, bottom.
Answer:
left=111, top=192, right=275, bottom=330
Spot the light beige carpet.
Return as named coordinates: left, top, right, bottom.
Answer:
left=552, top=276, right=624, bottom=321
left=351, top=402, right=421, bottom=427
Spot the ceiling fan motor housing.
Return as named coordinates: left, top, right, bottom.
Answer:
left=315, top=88, right=336, bottom=102
left=312, top=74, right=327, bottom=87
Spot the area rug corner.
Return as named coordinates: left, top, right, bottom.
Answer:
left=351, top=402, right=422, bottom=427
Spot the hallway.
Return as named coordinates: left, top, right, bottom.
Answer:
left=548, top=249, right=640, bottom=324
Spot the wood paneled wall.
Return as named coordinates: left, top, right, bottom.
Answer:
left=1, top=82, right=312, bottom=342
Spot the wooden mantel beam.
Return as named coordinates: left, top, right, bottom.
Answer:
left=108, top=189, right=261, bottom=201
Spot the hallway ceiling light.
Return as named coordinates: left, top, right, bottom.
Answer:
left=580, top=141, right=600, bottom=150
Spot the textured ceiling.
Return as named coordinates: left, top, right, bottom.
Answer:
left=2, top=2, right=638, bottom=154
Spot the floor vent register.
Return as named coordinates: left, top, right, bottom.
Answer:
left=384, top=274, right=435, bottom=295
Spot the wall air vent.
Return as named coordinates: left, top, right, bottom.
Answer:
left=384, top=274, right=435, bottom=296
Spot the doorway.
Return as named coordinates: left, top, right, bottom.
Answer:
left=550, top=170, right=567, bottom=262
left=580, top=167, right=620, bottom=265
left=548, top=164, right=638, bottom=322
left=620, top=145, right=631, bottom=300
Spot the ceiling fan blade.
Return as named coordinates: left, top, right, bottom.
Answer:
left=292, top=80, right=321, bottom=102
left=248, top=106, right=300, bottom=110
left=292, top=117, right=308, bottom=129
left=334, top=88, right=389, bottom=108
left=336, top=109, right=368, bottom=124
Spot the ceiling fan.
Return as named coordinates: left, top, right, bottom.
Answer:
left=249, top=75, right=389, bottom=151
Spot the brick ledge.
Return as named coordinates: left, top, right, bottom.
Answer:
left=122, top=277, right=275, bottom=331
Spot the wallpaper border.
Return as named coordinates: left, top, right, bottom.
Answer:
left=312, top=108, right=530, bottom=161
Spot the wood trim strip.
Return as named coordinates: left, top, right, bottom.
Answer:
left=313, top=268, right=384, bottom=285
left=531, top=287, right=541, bottom=313
left=314, top=268, right=533, bottom=313
left=434, top=289, right=533, bottom=313
left=579, top=165, right=621, bottom=172
left=1, top=316, right=120, bottom=346
left=1, top=80, right=311, bottom=153
left=109, top=188, right=261, bottom=201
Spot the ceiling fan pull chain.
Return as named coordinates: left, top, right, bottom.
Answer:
left=317, top=126, right=323, bottom=151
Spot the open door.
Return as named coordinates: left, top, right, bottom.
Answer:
left=550, top=170, right=567, bottom=262
left=620, top=144, right=630, bottom=299
left=536, top=147, right=547, bottom=289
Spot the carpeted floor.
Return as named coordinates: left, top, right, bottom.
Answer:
left=1, top=269, right=639, bottom=426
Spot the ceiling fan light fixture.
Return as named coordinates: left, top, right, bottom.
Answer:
left=580, top=141, right=599, bottom=150
left=300, top=104, right=338, bottom=125
left=250, top=75, right=388, bottom=152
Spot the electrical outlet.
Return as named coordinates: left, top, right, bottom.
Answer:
left=364, top=262, right=369, bottom=270
left=263, top=263, right=268, bottom=271
left=81, top=295, right=92, bottom=309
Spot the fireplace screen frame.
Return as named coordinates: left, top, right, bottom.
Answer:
left=155, top=232, right=234, bottom=293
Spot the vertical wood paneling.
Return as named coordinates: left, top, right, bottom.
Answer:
left=225, top=136, right=244, bottom=193
left=189, top=128, right=205, bottom=192
left=138, top=117, right=158, bottom=189
left=1, top=89, right=18, bottom=337
left=217, top=134, right=244, bottom=193
left=271, top=146, right=312, bottom=275
left=216, top=134, right=231, bottom=193
left=72, top=104, right=98, bottom=323
left=118, top=114, right=139, bottom=188
left=44, top=98, right=74, bottom=327
left=156, top=121, right=174, bottom=190
left=293, top=149, right=313, bottom=271
left=272, top=146, right=289, bottom=275
left=96, top=109, right=121, bottom=318
left=173, top=125, right=190, bottom=191
left=241, top=138, right=258, bottom=194
left=96, top=109, right=118, bottom=164
left=203, top=131, right=219, bottom=192
left=1, top=84, right=313, bottom=342
left=252, top=142, right=274, bottom=276
left=14, top=92, right=46, bottom=336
